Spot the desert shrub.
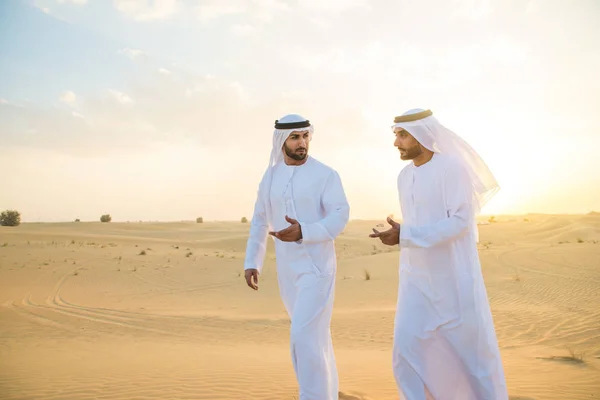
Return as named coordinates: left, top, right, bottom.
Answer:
left=196, top=217, right=203, bottom=223
left=488, top=216, right=496, bottom=223
left=0, top=210, right=21, bottom=226
left=241, top=217, right=248, bottom=223
left=100, top=214, right=112, bottom=223
left=75, top=218, right=80, bottom=222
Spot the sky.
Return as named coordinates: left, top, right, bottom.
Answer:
left=0, top=0, right=599, bottom=222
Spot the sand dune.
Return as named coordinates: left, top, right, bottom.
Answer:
left=1, top=215, right=599, bottom=399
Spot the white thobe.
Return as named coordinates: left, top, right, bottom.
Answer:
left=244, top=155, right=350, bottom=400
left=394, top=153, right=508, bottom=400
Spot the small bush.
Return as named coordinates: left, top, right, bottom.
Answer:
left=512, top=270, right=521, bottom=282
left=100, top=214, right=112, bottom=223
left=196, top=217, right=203, bottom=223
left=75, top=218, right=81, bottom=222
left=241, top=217, right=248, bottom=223
left=488, top=216, right=496, bottom=223
left=0, top=210, right=21, bottom=227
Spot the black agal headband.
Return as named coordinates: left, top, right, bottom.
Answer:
left=274, top=119, right=311, bottom=129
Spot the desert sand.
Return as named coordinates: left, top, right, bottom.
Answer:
left=1, top=214, right=599, bottom=399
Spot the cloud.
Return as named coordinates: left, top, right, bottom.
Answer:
left=57, top=0, right=88, bottom=5
left=296, top=0, right=371, bottom=13
left=0, top=99, right=8, bottom=105
left=195, top=2, right=246, bottom=22
left=231, top=24, right=258, bottom=36
left=0, top=61, right=372, bottom=161
left=525, top=0, right=542, bottom=14
left=193, top=0, right=368, bottom=26
left=107, top=89, right=134, bottom=105
left=195, top=0, right=289, bottom=23
left=158, top=67, right=171, bottom=75
left=32, top=2, right=52, bottom=14
left=283, top=32, right=527, bottom=95
left=118, top=47, right=147, bottom=60
left=113, top=0, right=181, bottom=21
left=0, top=70, right=271, bottom=155
left=452, top=0, right=493, bottom=20
left=60, top=90, right=77, bottom=105
left=484, top=36, right=527, bottom=66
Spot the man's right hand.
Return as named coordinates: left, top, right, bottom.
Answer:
left=245, top=269, right=259, bottom=290
left=369, top=216, right=400, bottom=246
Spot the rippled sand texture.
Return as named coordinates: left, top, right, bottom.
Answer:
left=1, top=214, right=599, bottom=399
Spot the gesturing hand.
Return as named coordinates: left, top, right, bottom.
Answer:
left=369, top=216, right=400, bottom=246
left=269, top=215, right=303, bottom=242
left=245, top=268, right=259, bottom=290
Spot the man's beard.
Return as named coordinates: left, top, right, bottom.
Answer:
left=399, top=144, right=422, bottom=160
left=284, top=143, right=307, bottom=161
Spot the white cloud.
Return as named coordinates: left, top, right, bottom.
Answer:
left=158, top=68, right=172, bottom=75
left=452, top=0, right=493, bottom=20
left=113, top=0, right=181, bottom=21
left=485, top=37, right=527, bottom=67
left=118, top=47, right=147, bottom=60
left=57, top=0, right=88, bottom=5
left=525, top=0, right=542, bottom=14
left=32, top=2, right=52, bottom=14
left=296, top=0, right=371, bottom=13
left=284, top=41, right=420, bottom=79
left=434, top=46, right=483, bottom=86
left=0, top=99, right=8, bottom=105
left=108, top=89, right=134, bottom=105
left=0, top=71, right=297, bottom=156
left=60, top=91, right=77, bottom=105
left=231, top=24, right=257, bottom=36
left=195, top=0, right=289, bottom=23
left=248, top=0, right=289, bottom=22
left=195, top=2, right=246, bottom=22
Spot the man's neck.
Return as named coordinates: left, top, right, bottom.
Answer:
left=412, top=150, right=434, bottom=167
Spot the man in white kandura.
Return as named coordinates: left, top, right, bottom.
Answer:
left=243, top=114, right=350, bottom=400
left=370, top=108, right=508, bottom=399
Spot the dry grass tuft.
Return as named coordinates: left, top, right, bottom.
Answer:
left=537, top=346, right=586, bottom=364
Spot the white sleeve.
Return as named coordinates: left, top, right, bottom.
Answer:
left=400, top=163, right=474, bottom=249
left=243, top=175, right=270, bottom=273
left=299, top=170, right=350, bottom=244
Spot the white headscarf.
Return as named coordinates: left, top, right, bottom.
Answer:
left=269, top=114, right=314, bottom=167
left=261, top=114, right=314, bottom=228
left=391, top=108, right=499, bottom=214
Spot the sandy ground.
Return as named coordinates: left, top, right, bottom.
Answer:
left=1, top=214, right=599, bottom=399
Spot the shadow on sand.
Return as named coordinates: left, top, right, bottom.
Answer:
left=338, top=391, right=372, bottom=400
left=332, top=393, right=536, bottom=400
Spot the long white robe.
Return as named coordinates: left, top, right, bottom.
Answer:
left=394, top=153, right=508, bottom=400
left=244, top=155, right=350, bottom=400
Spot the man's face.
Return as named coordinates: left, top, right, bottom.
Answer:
left=394, top=127, right=422, bottom=160
left=283, top=130, right=310, bottom=161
